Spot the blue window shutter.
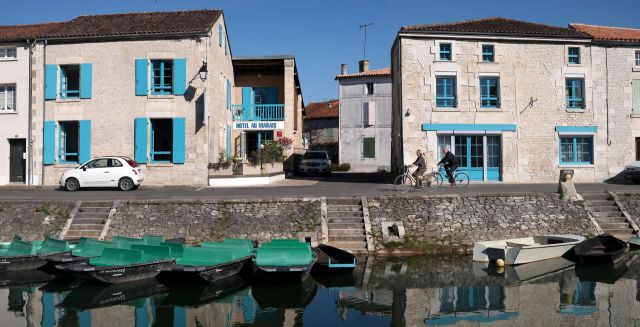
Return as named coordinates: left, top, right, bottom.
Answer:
left=242, top=87, right=253, bottom=120
left=43, top=121, right=56, bottom=165
left=78, top=120, right=92, bottom=163
left=226, top=79, right=231, bottom=108
left=173, top=58, right=187, bottom=96
left=135, top=59, right=149, bottom=96
left=134, top=118, right=148, bottom=163
left=79, top=63, right=93, bottom=99
left=268, top=86, right=279, bottom=104
left=219, top=25, right=223, bottom=47
left=172, top=117, right=186, bottom=164
left=45, top=65, right=58, bottom=100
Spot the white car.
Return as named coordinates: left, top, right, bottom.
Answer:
left=299, top=151, right=332, bottom=176
left=624, top=161, right=640, bottom=183
left=59, top=157, right=144, bottom=191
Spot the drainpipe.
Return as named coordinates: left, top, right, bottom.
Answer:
left=40, top=39, right=47, bottom=185
left=605, top=47, right=612, bottom=146
left=27, top=39, right=33, bottom=185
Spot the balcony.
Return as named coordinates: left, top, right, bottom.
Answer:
left=231, top=104, right=285, bottom=121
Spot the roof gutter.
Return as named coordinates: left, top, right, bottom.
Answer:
left=42, top=30, right=210, bottom=44
left=397, top=31, right=592, bottom=43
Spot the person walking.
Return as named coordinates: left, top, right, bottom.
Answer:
left=408, top=149, right=427, bottom=186
left=437, top=146, right=459, bottom=185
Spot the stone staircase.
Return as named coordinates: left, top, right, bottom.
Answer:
left=326, top=198, right=368, bottom=252
left=582, top=193, right=638, bottom=241
left=62, top=201, right=114, bottom=240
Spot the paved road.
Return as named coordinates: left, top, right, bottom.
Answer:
left=1, top=173, right=638, bottom=200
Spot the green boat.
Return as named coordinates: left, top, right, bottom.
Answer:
left=629, top=235, right=640, bottom=249
left=159, top=238, right=253, bottom=283
left=0, top=237, right=71, bottom=272
left=252, top=239, right=316, bottom=281
left=56, top=243, right=176, bottom=284
left=45, top=238, right=117, bottom=265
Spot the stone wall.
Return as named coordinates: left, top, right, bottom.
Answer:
left=108, top=199, right=321, bottom=244
left=367, top=194, right=597, bottom=253
left=617, top=193, right=640, bottom=224
left=0, top=201, right=74, bottom=241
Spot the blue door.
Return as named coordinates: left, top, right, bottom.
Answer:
left=439, top=135, right=502, bottom=181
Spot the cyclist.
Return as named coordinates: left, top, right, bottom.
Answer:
left=437, top=146, right=459, bottom=186
left=408, top=149, right=427, bottom=186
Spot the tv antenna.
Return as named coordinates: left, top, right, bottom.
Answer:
left=359, top=23, right=374, bottom=60
left=154, top=0, right=158, bottom=10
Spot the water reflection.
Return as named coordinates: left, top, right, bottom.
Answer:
left=2, top=255, right=640, bottom=326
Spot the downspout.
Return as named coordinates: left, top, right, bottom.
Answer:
left=40, top=39, right=47, bottom=185
left=27, top=39, right=33, bottom=185
left=605, top=47, right=612, bottom=146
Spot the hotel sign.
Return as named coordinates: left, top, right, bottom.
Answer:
left=233, top=121, right=284, bottom=130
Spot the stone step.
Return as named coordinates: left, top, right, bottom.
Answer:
left=587, top=206, right=621, bottom=213
left=329, top=229, right=366, bottom=236
left=601, top=228, right=635, bottom=234
left=80, top=202, right=113, bottom=208
left=611, top=234, right=634, bottom=242
left=595, top=217, right=628, bottom=223
left=327, top=223, right=365, bottom=229
left=327, top=211, right=363, bottom=218
left=582, top=193, right=611, bottom=200
left=326, top=205, right=362, bottom=212
left=78, top=207, right=111, bottom=213
left=591, top=211, right=625, bottom=218
left=585, top=200, right=616, bottom=207
left=328, top=217, right=365, bottom=224
left=74, top=212, right=108, bottom=219
left=68, top=224, right=104, bottom=231
left=329, top=241, right=368, bottom=251
left=329, top=235, right=367, bottom=242
left=64, top=231, right=101, bottom=238
left=73, top=218, right=104, bottom=224
left=599, top=223, right=631, bottom=230
left=326, top=198, right=361, bottom=206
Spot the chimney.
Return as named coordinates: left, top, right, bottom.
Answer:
left=341, top=64, right=347, bottom=75
left=359, top=60, right=369, bottom=73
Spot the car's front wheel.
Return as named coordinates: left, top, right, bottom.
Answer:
left=65, top=178, right=80, bottom=192
left=118, top=177, right=135, bottom=191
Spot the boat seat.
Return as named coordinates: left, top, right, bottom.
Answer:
left=223, top=238, right=254, bottom=252
left=130, top=244, right=172, bottom=261
left=260, top=241, right=311, bottom=249
left=0, top=240, right=36, bottom=256
left=254, top=247, right=313, bottom=267
left=176, top=247, right=237, bottom=267
left=37, top=238, right=71, bottom=255
left=202, top=242, right=252, bottom=258
left=72, top=239, right=115, bottom=257
left=90, top=248, right=143, bottom=266
left=143, top=235, right=165, bottom=246
left=159, top=242, right=184, bottom=258
left=112, top=236, right=146, bottom=249
left=506, top=242, right=533, bottom=247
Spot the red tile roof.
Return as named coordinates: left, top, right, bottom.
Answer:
left=304, top=100, right=339, bottom=119
left=402, top=17, right=589, bottom=39
left=336, top=67, right=391, bottom=80
left=0, top=10, right=222, bottom=43
left=570, top=23, right=640, bottom=43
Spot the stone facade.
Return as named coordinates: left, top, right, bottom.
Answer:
left=108, top=199, right=321, bottom=244
left=391, top=21, right=640, bottom=183
left=30, top=15, right=234, bottom=186
left=367, top=194, right=597, bottom=253
left=0, top=201, right=74, bottom=241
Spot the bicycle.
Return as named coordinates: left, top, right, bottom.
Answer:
left=394, top=166, right=443, bottom=192
left=437, top=165, right=470, bottom=188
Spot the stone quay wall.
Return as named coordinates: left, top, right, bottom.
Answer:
left=367, top=194, right=598, bottom=253
left=618, top=193, right=640, bottom=225
left=107, top=199, right=321, bottom=244
left=0, top=201, right=74, bottom=241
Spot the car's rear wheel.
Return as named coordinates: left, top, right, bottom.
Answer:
left=65, top=178, right=80, bottom=192
left=118, top=177, right=134, bottom=191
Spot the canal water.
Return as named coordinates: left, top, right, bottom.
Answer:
left=1, top=254, right=640, bottom=326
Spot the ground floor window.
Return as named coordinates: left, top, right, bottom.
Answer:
left=0, top=85, right=16, bottom=111
left=363, top=137, right=375, bottom=158
left=59, top=121, right=79, bottom=163
left=559, top=136, right=593, bottom=164
left=636, top=137, right=640, bottom=161
left=437, top=135, right=502, bottom=181
left=150, top=119, right=173, bottom=162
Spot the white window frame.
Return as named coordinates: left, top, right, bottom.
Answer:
left=0, top=47, right=17, bottom=60
left=0, top=85, right=16, bottom=112
left=635, top=50, right=640, bottom=67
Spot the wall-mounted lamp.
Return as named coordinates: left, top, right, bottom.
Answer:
left=405, top=108, right=411, bottom=117
left=199, top=61, right=208, bottom=81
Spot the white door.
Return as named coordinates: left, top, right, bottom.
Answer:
left=81, top=159, right=112, bottom=186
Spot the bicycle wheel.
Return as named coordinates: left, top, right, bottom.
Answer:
left=453, top=172, right=470, bottom=188
left=422, top=174, right=440, bottom=190
left=432, top=174, right=444, bottom=189
left=394, top=174, right=415, bottom=192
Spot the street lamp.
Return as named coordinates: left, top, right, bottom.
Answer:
left=259, top=143, right=265, bottom=171
left=199, top=61, right=208, bottom=81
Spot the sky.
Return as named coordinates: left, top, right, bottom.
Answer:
left=1, top=0, right=638, bottom=104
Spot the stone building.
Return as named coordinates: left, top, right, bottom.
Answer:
left=391, top=17, right=639, bottom=182
left=230, top=56, right=305, bottom=169
left=302, top=99, right=339, bottom=161
left=336, top=61, right=392, bottom=172
left=24, top=10, right=235, bottom=186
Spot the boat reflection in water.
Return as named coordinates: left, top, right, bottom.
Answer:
left=2, top=255, right=640, bottom=326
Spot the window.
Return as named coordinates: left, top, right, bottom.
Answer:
left=439, top=43, right=452, bottom=61
left=150, top=119, right=173, bottom=162
left=0, top=85, right=16, bottom=111
left=436, top=76, right=456, bottom=108
left=110, top=159, right=123, bottom=167
left=85, top=158, right=109, bottom=169
left=327, top=128, right=334, bottom=139
left=568, top=47, right=580, bottom=64
left=363, top=102, right=376, bottom=126
left=635, top=51, right=640, bottom=67
left=365, top=82, right=374, bottom=95
left=60, top=65, right=80, bottom=98
left=479, top=77, right=500, bottom=108
left=559, top=136, right=593, bottom=164
left=59, top=121, right=79, bottom=163
left=151, top=60, right=173, bottom=95
left=363, top=137, right=375, bottom=158
left=482, top=45, right=494, bottom=62
left=566, top=78, right=585, bottom=109
left=633, top=80, right=640, bottom=114
left=0, top=48, right=16, bottom=59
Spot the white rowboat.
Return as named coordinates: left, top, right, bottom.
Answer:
left=472, top=234, right=585, bottom=265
